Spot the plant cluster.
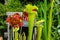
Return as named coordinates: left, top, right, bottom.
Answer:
left=0, top=0, right=60, bottom=40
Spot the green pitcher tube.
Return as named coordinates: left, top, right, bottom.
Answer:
left=28, top=13, right=36, bottom=40
left=37, top=26, right=43, bottom=40
left=24, top=4, right=38, bottom=40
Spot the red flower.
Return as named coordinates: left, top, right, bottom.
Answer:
left=12, top=13, right=20, bottom=19
left=24, top=12, right=28, bottom=17
left=18, top=22, right=23, bottom=27
left=6, top=17, right=10, bottom=23
left=6, top=13, right=23, bottom=27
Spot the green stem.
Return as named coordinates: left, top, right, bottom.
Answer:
left=10, top=29, right=12, bottom=40
left=48, top=0, right=54, bottom=40
left=40, top=7, right=42, bottom=19
left=28, top=13, right=35, bottom=40
left=43, top=0, right=47, bottom=40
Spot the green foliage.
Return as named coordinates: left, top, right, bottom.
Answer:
left=5, top=0, right=22, bottom=12
left=0, top=3, right=6, bottom=15
left=0, top=0, right=23, bottom=29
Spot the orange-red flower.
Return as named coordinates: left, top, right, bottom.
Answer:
left=6, top=13, right=23, bottom=28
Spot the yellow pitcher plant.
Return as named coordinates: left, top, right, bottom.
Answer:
left=36, top=20, right=44, bottom=40
left=24, top=4, right=38, bottom=40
